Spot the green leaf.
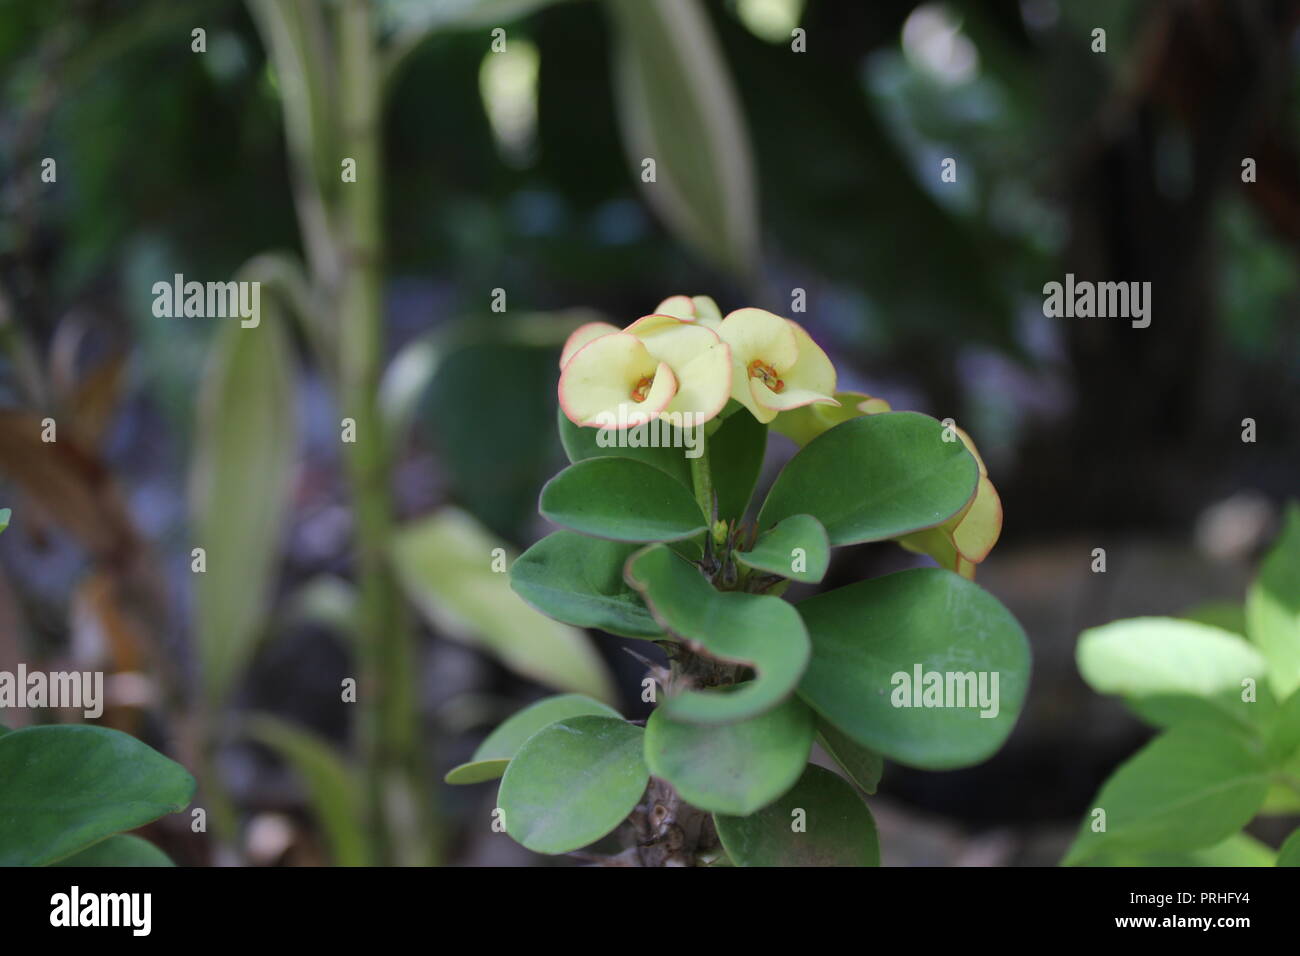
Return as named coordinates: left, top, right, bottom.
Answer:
left=1063, top=725, right=1271, bottom=865
left=714, top=764, right=879, bottom=866
left=1278, top=828, right=1300, bottom=866
left=446, top=693, right=620, bottom=785
left=0, top=725, right=195, bottom=866
left=51, top=834, right=174, bottom=867
left=1266, top=689, right=1300, bottom=765
left=558, top=406, right=692, bottom=488
left=644, top=693, right=813, bottom=815
left=606, top=0, right=758, bottom=274
left=498, top=715, right=648, bottom=855
left=191, top=316, right=296, bottom=708
left=796, top=568, right=1029, bottom=769
left=816, top=719, right=883, bottom=795
left=1076, top=832, right=1276, bottom=867
left=1246, top=503, right=1300, bottom=698
left=757, top=412, right=979, bottom=547
left=625, top=544, right=811, bottom=724
left=1077, top=618, right=1268, bottom=731
left=0, top=507, right=9, bottom=533
left=708, top=407, right=766, bottom=522
left=510, top=531, right=663, bottom=639
left=736, top=514, right=829, bottom=584
left=245, top=715, right=370, bottom=866
left=1182, top=600, right=1247, bottom=636
left=540, top=458, right=707, bottom=543
left=392, top=508, right=616, bottom=703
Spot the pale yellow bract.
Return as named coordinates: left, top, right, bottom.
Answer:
left=558, top=296, right=838, bottom=429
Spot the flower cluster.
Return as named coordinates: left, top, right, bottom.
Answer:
left=558, top=296, right=840, bottom=429
left=556, top=294, right=1003, bottom=576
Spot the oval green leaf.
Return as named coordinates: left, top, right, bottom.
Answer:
left=0, top=725, right=195, bottom=866
left=1247, top=503, right=1300, bottom=699
left=757, top=412, right=979, bottom=546
left=540, top=458, right=707, bottom=542
left=1063, top=724, right=1271, bottom=865
left=446, top=693, right=621, bottom=785
left=816, top=719, right=883, bottom=795
left=1278, top=828, right=1300, bottom=867
left=558, top=406, right=693, bottom=488
left=607, top=0, right=758, bottom=274
left=1078, top=617, right=1267, bottom=730
left=625, top=544, right=811, bottom=724
left=736, top=514, right=830, bottom=584
left=52, top=834, right=174, bottom=867
left=510, top=531, right=664, bottom=639
left=191, top=315, right=296, bottom=708
left=644, top=694, right=813, bottom=815
left=714, top=764, right=879, bottom=866
left=392, top=509, right=616, bottom=702
left=498, top=715, right=648, bottom=855
left=796, top=567, right=1029, bottom=769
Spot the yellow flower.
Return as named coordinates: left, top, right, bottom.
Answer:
left=716, top=308, right=838, bottom=424
left=898, top=424, right=1003, bottom=579
left=558, top=308, right=732, bottom=428
left=653, top=295, right=723, bottom=330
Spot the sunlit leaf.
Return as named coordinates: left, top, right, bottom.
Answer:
left=392, top=508, right=616, bottom=703
left=1246, top=503, right=1300, bottom=698
left=1063, top=725, right=1270, bottom=865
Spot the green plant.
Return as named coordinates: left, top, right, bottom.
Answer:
left=0, top=722, right=194, bottom=866
left=0, top=510, right=194, bottom=867
left=1066, top=504, right=1300, bottom=867
left=447, top=296, right=1031, bottom=866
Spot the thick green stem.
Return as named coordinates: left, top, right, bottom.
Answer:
left=336, top=0, right=433, bottom=866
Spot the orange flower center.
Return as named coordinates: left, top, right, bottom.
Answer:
left=748, top=359, right=784, bottom=393
left=630, top=375, right=655, bottom=403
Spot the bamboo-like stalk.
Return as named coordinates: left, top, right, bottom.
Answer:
left=335, top=0, right=433, bottom=867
